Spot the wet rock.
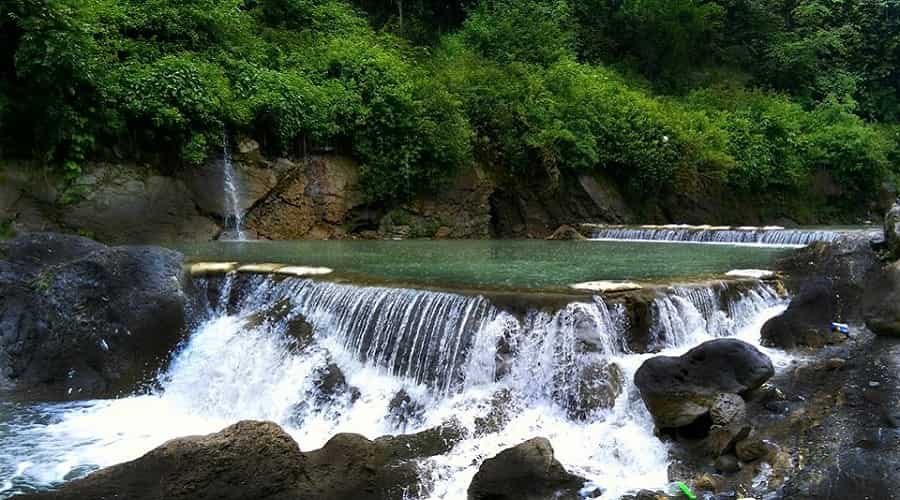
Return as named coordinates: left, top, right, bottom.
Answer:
left=781, top=447, right=900, bottom=500
left=546, top=224, right=587, bottom=241
left=885, top=201, right=900, bottom=259
left=822, top=357, right=847, bottom=370
left=776, top=237, right=880, bottom=321
left=634, top=339, right=774, bottom=429
left=467, top=437, right=585, bottom=500
left=312, top=363, right=349, bottom=406
left=760, top=278, right=847, bottom=348
left=714, top=454, right=741, bottom=474
left=306, top=424, right=464, bottom=499
left=0, top=233, right=189, bottom=399
left=475, top=389, right=515, bottom=436
left=864, top=261, right=900, bottom=337
left=704, top=394, right=750, bottom=456
left=387, top=389, right=425, bottom=430
left=734, top=437, right=768, bottom=462
left=373, top=418, right=466, bottom=459
left=692, top=472, right=724, bottom=493
left=180, top=158, right=276, bottom=221
left=19, top=421, right=303, bottom=500
left=562, top=360, right=624, bottom=420
left=710, top=393, right=746, bottom=426
left=22, top=418, right=471, bottom=500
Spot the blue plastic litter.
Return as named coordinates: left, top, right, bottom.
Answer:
left=830, top=322, right=850, bottom=335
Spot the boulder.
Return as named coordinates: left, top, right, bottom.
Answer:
left=761, top=278, right=847, bottom=348
left=21, top=420, right=466, bottom=500
left=775, top=237, right=880, bottom=320
left=735, top=437, right=768, bottom=462
left=0, top=233, right=190, bottom=399
left=704, top=393, right=751, bottom=457
left=634, top=339, right=773, bottom=429
left=864, top=261, right=900, bottom=337
left=61, top=163, right=220, bottom=244
left=885, top=201, right=900, bottom=259
left=387, top=389, right=425, bottom=431
left=546, top=224, right=587, bottom=241
left=467, top=437, right=585, bottom=500
left=713, top=454, right=741, bottom=474
left=560, top=360, right=624, bottom=420
left=311, top=363, right=350, bottom=406
left=303, top=421, right=464, bottom=499
left=20, top=421, right=303, bottom=500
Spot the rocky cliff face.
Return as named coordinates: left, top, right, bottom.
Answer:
left=1, top=142, right=639, bottom=242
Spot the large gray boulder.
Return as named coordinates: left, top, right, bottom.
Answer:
left=0, top=232, right=190, bottom=398
left=467, top=437, right=585, bottom=500
left=865, top=261, right=900, bottom=337
left=761, top=278, right=847, bottom=348
left=634, top=339, right=774, bottom=429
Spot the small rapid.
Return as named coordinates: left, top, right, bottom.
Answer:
left=0, top=277, right=789, bottom=499
left=589, top=224, right=850, bottom=247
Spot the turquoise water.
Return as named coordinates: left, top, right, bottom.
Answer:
left=175, top=240, right=788, bottom=290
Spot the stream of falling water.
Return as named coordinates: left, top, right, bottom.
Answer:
left=0, top=277, right=790, bottom=499
left=221, top=133, right=246, bottom=241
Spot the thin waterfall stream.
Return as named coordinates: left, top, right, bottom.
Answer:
left=0, top=275, right=791, bottom=499
left=221, top=133, right=246, bottom=241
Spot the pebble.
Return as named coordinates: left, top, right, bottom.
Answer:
left=869, top=381, right=881, bottom=388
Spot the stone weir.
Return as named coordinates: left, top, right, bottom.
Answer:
left=582, top=223, right=880, bottom=246
left=189, top=263, right=786, bottom=393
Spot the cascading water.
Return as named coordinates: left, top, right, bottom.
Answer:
left=0, top=277, right=789, bottom=499
left=221, top=133, right=246, bottom=241
left=589, top=224, right=846, bottom=246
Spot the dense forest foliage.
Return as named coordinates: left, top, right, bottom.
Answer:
left=0, top=0, right=898, bottom=212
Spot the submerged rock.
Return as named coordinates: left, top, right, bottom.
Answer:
left=546, top=224, right=587, bottom=241
left=761, top=278, right=847, bottom=348
left=467, top=437, right=585, bottom=500
left=561, top=360, right=624, bottom=420
left=634, top=339, right=773, bottom=429
left=387, top=389, right=426, bottom=430
left=0, top=232, right=189, bottom=399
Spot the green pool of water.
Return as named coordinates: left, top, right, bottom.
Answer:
left=175, top=239, right=789, bottom=291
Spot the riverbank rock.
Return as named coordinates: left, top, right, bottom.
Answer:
left=865, top=261, right=900, bottom=337
left=634, top=339, right=774, bottom=429
left=467, top=437, right=585, bottom=500
left=775, top=236, right=880, bottom=320
left=761, top=278, right=847, bottom=348
left=0, top=232, right=190, bottom=398
left=885, top=202, right=900, bottom=259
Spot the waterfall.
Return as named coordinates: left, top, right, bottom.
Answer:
left=648, top=283, right=782, bottom=350
left=1, top=278, right=788, bottom=500
left=589, top=224, right=846, bottom=246
left=222, top=133, right=246, bottom=240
